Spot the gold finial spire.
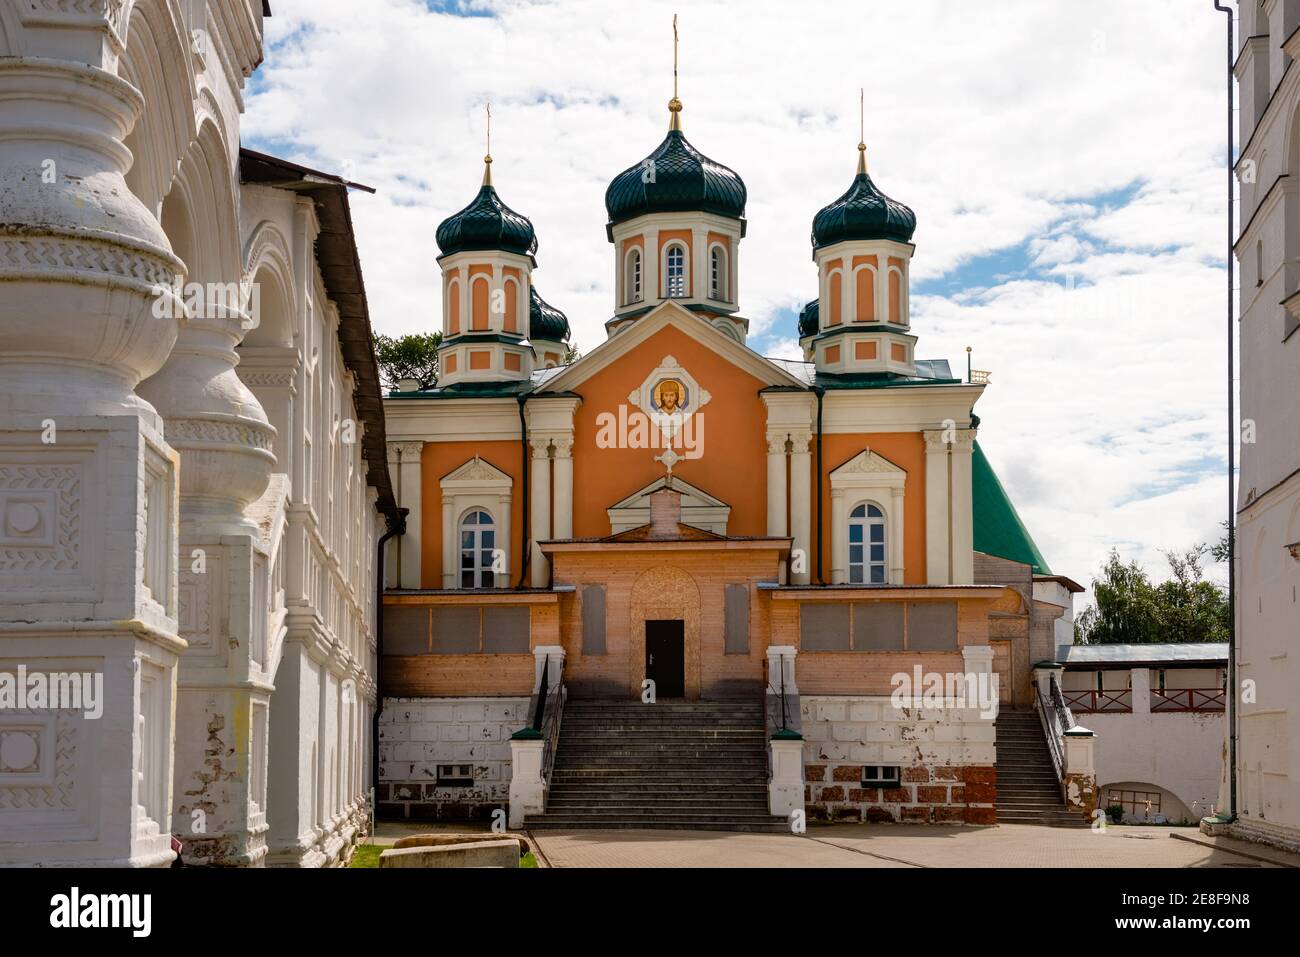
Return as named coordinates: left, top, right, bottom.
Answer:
left=482, top=101, right=493, bottom=186
left=857, top=88, right=868, bottom=175
left=668, top=14, right=682, bottom=131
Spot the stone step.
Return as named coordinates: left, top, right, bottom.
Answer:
left=525, top=817, right=790, bottom=833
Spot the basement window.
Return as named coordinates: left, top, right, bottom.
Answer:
left=862, top=766, right=901, bottom=787
left=436, top=764, right=475, bottom=788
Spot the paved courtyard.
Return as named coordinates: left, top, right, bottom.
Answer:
left=526, top=824, right=1292, bottom=869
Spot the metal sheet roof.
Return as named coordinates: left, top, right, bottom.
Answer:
left=1065, top=643, right=1229, bottom=666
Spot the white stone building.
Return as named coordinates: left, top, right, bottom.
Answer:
left=0, top=0, right=397, bottom=867
left=1223, top=0, right=1300, bottom=853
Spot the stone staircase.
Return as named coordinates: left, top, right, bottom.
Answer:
left=995, top=710, right=1089, bottom=827
left=524, top=698, right=789, bottom=832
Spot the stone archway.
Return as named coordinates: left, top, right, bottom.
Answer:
left=628, top=565, right=702, bottom=699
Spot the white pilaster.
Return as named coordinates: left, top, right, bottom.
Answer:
left=830, top=488, right=847, bottom=584
left=950, top=429, right=976, bottom=584
left=552, top=437, right=574, bottom=539
left=396, top=442, right=423, bottom=589
left=645, top=228, right=660, bottom=301
left=924, top=431, right=952, bottom=585
left=529, top=438, right=551, bottom=586
left=789, top=432, right=812, bottom=584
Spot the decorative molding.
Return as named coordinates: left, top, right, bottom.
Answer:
left=165, top=417, right=274, bottom=452
left=0, top=235, right=178, bottom=288
left=0, top=465, right=80, bottom=573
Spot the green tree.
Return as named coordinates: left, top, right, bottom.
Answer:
left=1075, top=545, right=1229, bottom=644
left=373, top=332, right=440, bottom=391
left=564, top=343, right=582, bottom=365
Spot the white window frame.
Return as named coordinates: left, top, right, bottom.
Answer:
left=626, top=247, right=643, bottom=304
left=664, top=242, right=688, bottom=298
left=708, top=243, right=727, bottom=301
left=440, top=455, right=513, bottom=588
left=848, top=502, right=888, bottom=584
left=457, top=508, right=497, bottom=589
left=829, top=449, right=906, bottom=585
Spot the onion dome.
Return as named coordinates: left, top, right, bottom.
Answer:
left=529, top=286, right=569, bottom=342
left=436, top=159, right=538, bottom=258
left=811, top=144, right=915, bottom=250
left=605, top=127, right=746, bottom=228
left=798, top=299, right=820, bottom=338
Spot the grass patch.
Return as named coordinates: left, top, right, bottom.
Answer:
left=348, top=843, right=539, bottom=868
left=348, top=844, right=384, bottom=868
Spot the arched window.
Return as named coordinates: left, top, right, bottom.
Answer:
left=627, top=248, right=643, bottom=303
left=666, top=243, right=687, bottom=298
left=459, top=509, right=496, bottom=588
left=848, top=503, right=886, bottom=584
left=709, top=246, right=727, bottom=300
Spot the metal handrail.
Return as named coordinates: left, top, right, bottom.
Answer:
left=536, top=657, right=566, bottom=784
left=1151, top=688, right=1226, bottom=712
left=1035, top=674, right=1076, bottom=785
left=765, top=656, right=793, bottom=734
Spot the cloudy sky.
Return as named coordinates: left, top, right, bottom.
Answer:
left=243, top=0, right=1234, bottom=603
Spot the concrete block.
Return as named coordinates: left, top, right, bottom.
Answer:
left=380, top=838, right=521, bottom=869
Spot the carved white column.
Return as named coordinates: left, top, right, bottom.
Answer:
left=394, top=442, right=423, bottom=589
left=441, top=494, right=455, bottom=588
left=950, top=429, right=976, bottom=585
left=387, top=443, right=403, bottom=588
left=552, top=437, right=574, bottom=540
left=644, top=228, right=660, bottom=301
left=890, top=485, right=905, bottom=585
left=691, top=227, right=707, bottom=299
left=830, top=488, right=848, bottom=584
left=839, top=257, right=851, bottom=326
left=924, top=430, right=951, bottom=585
left=766, top=433, right=788, bottom=582
left=0, top=7, right=187, bottom=868
left=530, top=438, right=551, bottom=586
left=789, top=432, right=812, bottom=584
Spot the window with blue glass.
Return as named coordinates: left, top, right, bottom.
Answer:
left=848, top=503, right=886, bottom=584
left=459, top=509, right=496, bottom=588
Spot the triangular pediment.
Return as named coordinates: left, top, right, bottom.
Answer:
left=607, top=475, right=732, bottom=535
left=610, top=476, right=728, bottom=511
left=831, top=448, right=906, bottom=477
left=536, top=299, right=806, bottom=394
left=441, top=454, right=512, bottom=488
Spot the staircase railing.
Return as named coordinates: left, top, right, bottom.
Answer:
left=534, top=655, right=566, bottom=785
left=766, top=656, right=794, bottom=735
left=1035, top=673, right=1075, bottom=786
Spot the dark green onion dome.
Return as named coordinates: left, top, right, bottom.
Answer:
left=605, top=129, right=746, bottom=227
left=798, top=299, right=819, bottom=338
left=435, top=180, right=538, bottom=259
left=812, top=149, right=915, bottom=250
left=529, top=286, right=569, bottom=342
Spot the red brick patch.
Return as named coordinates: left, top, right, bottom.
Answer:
left=951, top=786, right=966, bottom=803
left=832, top=764, right=864, bottom=782
left=863, top=806, right=895, bottom=823
left=965, top=806, right=997, bottom=825
left=902, top=767, right=930, bottom=783
left=882, top=787, right=911, bottom=803
left=819, top=785, right=845, bottom=801
left=901, top=806, right=930, bottom=822
left=916, top=786, right=949, bottom=803
left=933, top=766, right=963, bottom=782
left=964, top=766, right=996, bottom=785
left=848, top=787, right=880, bottom=803
left=806, top=803, right=829, bottom=820
left=934, top=806, right=965, bottom=823
left=805, top=764, right=827, bottom=783
left=965, top=783, right=996, bottom=804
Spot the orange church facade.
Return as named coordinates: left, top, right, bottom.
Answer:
left=377, top=98, right=1081, bottom=830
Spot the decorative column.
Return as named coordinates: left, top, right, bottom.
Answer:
left=1063, top=727, right=1099, bottom=822
left=949, top=429, right=976, bottom=584
left=691, top=227, right=707, bottom=299
left=386, top=443, right=403, bottom=588
left=830, top=488, right=848, bottom=584
left=552, top=437, right=574, bottom=540
left=644, top=228, right=660, bottom=301
left=0, top=8, right=187, bottom=867
left=923, top=430, right=951, bottom=585
left=889, top=484, right=905, bottom=585
left=766, top=433, right=788, bottom=583
left=529, top=438, right=551, bottom=586
left=394, top=442, right=423, bottom=589
left=789, top=432, right=812, bottom=584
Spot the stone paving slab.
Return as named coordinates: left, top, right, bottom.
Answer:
left=1170, top=830, right=1300, bottom=868
left=531, top=823, right=1283, bottom=869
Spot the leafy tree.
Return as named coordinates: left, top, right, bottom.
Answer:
left=564, top=343, right=582, bottom=365
left=373, top=332, right=440, bottom=390
left=1075, top=545, right=1228, bottom=644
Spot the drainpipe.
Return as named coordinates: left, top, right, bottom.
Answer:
left=371, top=506, right=408, bottom=797
left=1213, top=0, right=1238, bottom=822
left=516, top=394, right=531, bottom=589
left=813, top=385, right=825, bottom=585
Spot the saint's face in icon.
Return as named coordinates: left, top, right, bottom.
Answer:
left=655, top=379, right=683, bottom=414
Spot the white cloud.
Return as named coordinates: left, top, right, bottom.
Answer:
left=245, top=0, right=1231, bottom=602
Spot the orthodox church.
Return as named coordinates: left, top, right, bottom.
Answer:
left=379, top=81, right=1087, bottom=830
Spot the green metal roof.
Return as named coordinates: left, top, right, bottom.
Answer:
left=529, top=285, right=570, bottom=342
left=972, top=440, right=1052, bottom=575
left=605, top=129, right=746, bottom=232
left=812, top=170, right=916, bottom=251
left=435, top=183, right=538, bottom=259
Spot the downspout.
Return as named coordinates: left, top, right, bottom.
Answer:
left=371, top=506, right=408, bottom=796
left=516, top=394, right=531, bottom=589
left=1213, top=0, right=1238, bottom=822
left=813, top=385, right=825, bottom=585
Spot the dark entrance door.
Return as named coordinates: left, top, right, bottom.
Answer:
left=645, top=620, right=685, bottom=698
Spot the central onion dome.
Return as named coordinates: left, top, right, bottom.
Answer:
left=529, top=286, right=570, bottom=342
left=605, top=125, right=747, bottom=229
left=436, top=166, right=538, bottom=259
left=811, top=145, right=916, bottom=250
